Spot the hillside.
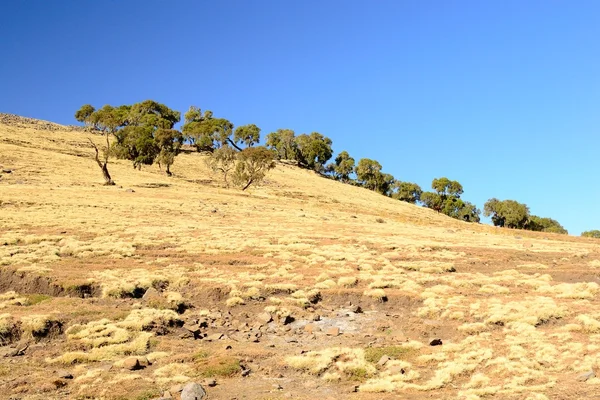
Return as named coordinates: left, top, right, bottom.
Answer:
left=1, top=114, right=600, bottom=400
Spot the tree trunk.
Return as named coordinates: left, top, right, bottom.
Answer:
left=227, top=138, right=243, bottom=152
left=242, top=178, right=254, bottom=191
left=166, top=164, right=172, bottom=176
left=89, top=138, right=115, bottom=185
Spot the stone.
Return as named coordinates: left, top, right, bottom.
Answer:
left=326, top=327, right=340, bottom=336
left=429, top=339, right=443, bottom=346
left=377, top=355, right=390, bottom=366
left=352, top=305, right=363, bottom=314
left=123, top=357, right=141, bottom=370
left=257, top=312, right=273, bottom=325
left=57, top=370, right=73, bottom=379
left=203, top=378, right=217, bottom=387
left=578, top=370, right=595, bottom=382
left=169, top=384, right=184, bottom=393
left=285, top=337, right=298, bottom=343
left=142, top=287, right=162, bottom=302
left=241, top=368, right=251, bottom=377
left=2, top=169, right=12, bottom=173
left=304, top=324, right=316, bottom=334
left=280, top=315, right=294, bottom=325
left=137, top=356, right=151, bottom=367
left=206, top=333, right=223, bottom=341
left=272, top=383, right=283, bottom=390
left=180, top=382, right=207, bottom=400
left=125, top=188, right=135, bottom=193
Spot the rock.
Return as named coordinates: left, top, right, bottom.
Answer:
left=180, top=382, right=207, bottom=400
left=125, top=188, right=135, bottom=193
left=304, top=324, right=317, bottom=334
left=257, top=312, right=273, bottom=325
left=57, top=370, right=73, bottom=379
left=206, top=333, right=223, bottom=342
left=241, top=368, right=251, bottom=377
left=429, top=339, right=443, bottom=346
left=123, top=357, right=141, bottom=370
left=312, top=314, right=321, bottom=321
left=2, top=169, right=12, bottom=173
left=169, top=384, right=184, bottom=393
left=280, top=315, right=294, bottom=325
left=578, top=370, right=595, bottom=382
left=272, top=383, right=283, bottom=390
left=352, top=305, right=363, bottom=314
left=285, top=337, right=298, bottom=343
left=142, top=287, right=159, bottom=299
left=326, top=327, right=340, bottom=336
left=137, top=356, right=151, bottom=367
left=203, top=378, right=217, bottom=387
left=377, top=355, right=390, bottom=366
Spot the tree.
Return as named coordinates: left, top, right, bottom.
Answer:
left=81, top=104, right=129, bottom=185
left=392, top=182, right=422, bottom=204
left=181, top=106, right=239, bottom=152
left=112, top=100, right=181, bottom=172
left=294, top=132, right=333, bottom=171
left=206, top=146, right=238, bottom=186
left=355, top=158, right=383, bottom=191
left=582, top=230, right=600, bottom=238
left=155, top=129, right=184, bottom=176
left=233, top=124, right=261, bottom=148
left=421, top=177, right=480, bottom=223
left=527, top=216, right=568, bottom=234
left=483, top=198, right=530, bottom=229
left=327, top=151, right=355, bottom=182
left=74, top=104, right=96, bottom=128
left=265, top=129, right=298, bottom=160
left=232, top=147, right=276, bottom=190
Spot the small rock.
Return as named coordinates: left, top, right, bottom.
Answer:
left=169, top=384, right=184, bottom=393
left=180, top=382, right=207, bottom=400
left=225, top=345, right=232, bottom=350
left=125, top=188, right=135, bottom=193
left=123, top=357, right=141, bottom=370
left=352, top=305, right=363, bottom=314
left=2, top=169, right=12, bottom=173
left=137, top=356, right=151, bottom=367
left=285, top=337, right=298, bottom=343
left=241, top=368, right=251, bottom=377
left=326, top=327, right=340, bottom=336
left=203, top=378, right=217, bottom=387
left=57, top=370, right=73, bottom=379
left=272, top=383, right=283, bottom=390
left=304, top=324, right=317, bottom=334
left=430, top=339, right=443, bottom=346
left=377, top=355, right=390, bottom=366
left=312, top=314, right=321, bottom=321
left=578, top=370, right=595, bottom=382
left=206, top=333, right=223, bottom=342
left=142, top=287, right=161, bottom=301
left=280, top=315, right=294, bottom=325
left=257, top=312, right=272, bottom=325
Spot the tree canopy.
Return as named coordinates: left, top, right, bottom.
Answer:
left=582, top=230, right=600, bottom=238
left=421, top=177, right=480, bottom=222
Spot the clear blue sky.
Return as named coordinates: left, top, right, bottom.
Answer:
left=1, top=1, right=599, bottom=234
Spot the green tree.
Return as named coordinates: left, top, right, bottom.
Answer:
left=421, top=177, right=479, bottom=222
left=233, top=124, right=261, bottom=148
left=80, top=104, right=129, bottom=185
left=155, top=129, right=184, bottom=176
left=232, top=147, right=276, bottom=190
left=483, top=198, right=530, bottom=229
left=181, top=106, right=239, bottom=152
left=355, top=158, right=383, bottom=191
left=206, top=146, right=238, bottom=186
left=326, top=151, right=355, bottom=182
left=392, top=182, right=422, bottom=204
left=582, top=230, right=600, bottom=238
left=294, top=132, right=333, bottom=171
left=74, top=104, right=96, bottom=128
left=527, top=216, right=568, bottom=234
left=265, top=129, right=298, bottom=160
left=112, top=100, right=181, bottom=171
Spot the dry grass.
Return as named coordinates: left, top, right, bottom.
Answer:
left=3, top=117, right=600, bottom=399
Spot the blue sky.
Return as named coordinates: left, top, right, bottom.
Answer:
left=1, top=1, right=599, bottom=234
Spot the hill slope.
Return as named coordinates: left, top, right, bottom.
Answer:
left=1, top=114, right=599, bottom=400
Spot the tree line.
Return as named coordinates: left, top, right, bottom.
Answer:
left=76, top=100, right=576, bottom=235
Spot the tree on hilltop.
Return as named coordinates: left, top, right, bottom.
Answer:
left=294, top=132, right=333, bottom=171
left=391, top=181, right=422, bottom=204
left=266, top=129, right=298, bottom=160
left=326, top=151, right=355, bottom=182
left=483, top=198, right=530, bottom=229
left=421, top=177, right=480, bottom=222
left=582, top=230, right=600, bottom=238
